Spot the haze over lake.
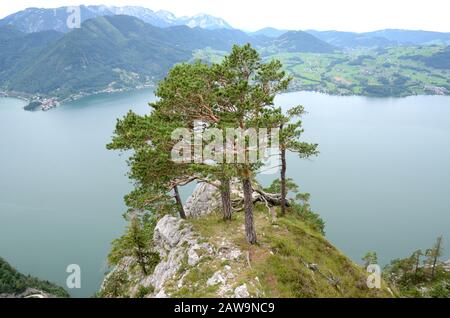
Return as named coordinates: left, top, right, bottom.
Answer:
left=0, top=90, right=449, bottom=297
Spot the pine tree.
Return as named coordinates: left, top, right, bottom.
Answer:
left=150, top=61, right=236, bottom=221
left=426, top=236, right=444, bottom=280
left=129, top=216, right=150, bottom=275
left=411, top=250, right=423, bottom=278
left=108, top=214, right=159, bottom=276
left=212, top=44, right=291, bottom=244
left=150, top=45, right=296, bottom=242
left=107, top=110, right=192, bottom=219
left=278, top=106, right=318, bottom=215
left=108, top=44, right=314, bottom=245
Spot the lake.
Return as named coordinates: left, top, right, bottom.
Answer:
left=0, top=90, right=449, bottom=297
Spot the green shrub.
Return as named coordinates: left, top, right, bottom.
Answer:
left=135, top=285, right=154, bottom=298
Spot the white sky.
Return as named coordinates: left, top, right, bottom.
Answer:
left=0, top=0, right=449, bottom=32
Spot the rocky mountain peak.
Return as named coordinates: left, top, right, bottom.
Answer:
left=99, top=183, right=392, bottom=298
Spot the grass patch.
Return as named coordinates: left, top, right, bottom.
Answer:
left=188, top=205, right=393, bottom=298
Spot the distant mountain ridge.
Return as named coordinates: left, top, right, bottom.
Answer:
left=0, top=5, right=233, bottom=33
left=270, top=31, right=337, bottom=53
left=251, top=27, right=289, bottom=38
left=2, top=5, right=449, bottom=48
left=365, top=29, right=450, bottom=45
left=0, top=15, right=263, bottom=101
left=0, top=13, right=337, bottom=103
left=1, top=7, right=449, bottom=105
left=307, top=29, right=450, bottom=48
left=252, top=28, right=450, bottom=48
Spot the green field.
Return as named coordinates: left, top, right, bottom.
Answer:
left=194, top=46, right=450, bottom=97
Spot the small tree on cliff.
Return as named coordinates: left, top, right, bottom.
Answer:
left=278, top=106, right=318, bottom=216
left=425, top=236, right=444, bottom=280
left=108, top=213, right=160, bottom=276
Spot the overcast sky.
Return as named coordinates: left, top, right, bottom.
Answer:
left=1, top=0, right=449, bottom=32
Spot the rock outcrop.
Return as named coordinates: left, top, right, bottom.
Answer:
left=184, top=183, right=222, bottom=218
left=145, top=215, right=215, bottom=294
left=98, top=183, right=256, bottom=298
left=101, top=212, right=259, bottom=298
left=100, top=181, right=393, bottom=298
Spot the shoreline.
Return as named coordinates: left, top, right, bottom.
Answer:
left=1, top=84, right=155, bottom=112
left=2, top=85, right=449, bottom=112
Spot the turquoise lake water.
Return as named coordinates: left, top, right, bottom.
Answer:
left=0, top=90, right=449, bottom=297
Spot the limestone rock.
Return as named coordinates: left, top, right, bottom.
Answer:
left=207, top=271, right=227, bottom=286
left=148, top=215, right=213, bottom=292
left=184, top=183, right=221, bottom=218
left=154, top=289, right=169, bottom=298
left=100, top=184, right=260, bottom=299
left=234, top=284, right=250, bottom=298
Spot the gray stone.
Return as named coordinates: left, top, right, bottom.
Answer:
left=207, top=271, right=227, bottom=286
left=234, top=284, right=250, bottom=298
left=184, top=183, right=221, bottom=218
left=154, top=289, right=169, bottom=298
left=100, top=182, right=261, bottom=299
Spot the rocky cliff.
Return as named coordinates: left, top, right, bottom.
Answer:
left=100, top=183, right=393, bottom=298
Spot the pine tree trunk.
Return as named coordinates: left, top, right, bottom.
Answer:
left=130, top=219, right=148, bottom=275
left=432, top=256, right=437, bottom=279
left=431, top=237, right=442, bottom=279
left=221, top=178, right=232, bottom=221
left=415, top=257, right=420, bottom=277
left=174, top=185, right=186, bottom=219
left=242, top=176, right=257, bottom=244
left=136, top=248, right=148, bottom=276
left=280, top=145, right=287, bottom=216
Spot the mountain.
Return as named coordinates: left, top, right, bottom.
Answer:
left=0, top=6, right=106, bottom=33
left=251, top=27, right=289, bottom=38
left=153, top=10, right=178, bottom=26
left=0, top=26, right=64, bottom=89
left=401, top=46, right=450, bottom=70
left=270, top=31, right=337, bottom=53
left=178, top=13, right=232, bottom=30
left=0, top=25, right=25, bottom=40
left=107, top=6, right=174, bottom=28
left=424, top=46, right=450, bottom=69
left=306, top=30, right=395, bottom=48
left=105, top=7, right=232, bottom=29
left=366, top=29, right=450, bottom=45
left=0, top=15, right=260, bottom=100
left=2, top=11, right=447, bottom=103
left=307, top=29, right=450, bottom=48
left=0, top=16, right=190, bottom=98
left=0, top=257, right=69, bottom=298
left=0, top=5, right=234, bottom=33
